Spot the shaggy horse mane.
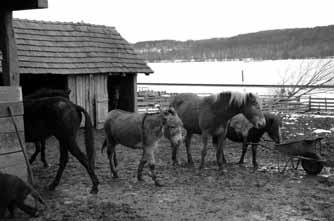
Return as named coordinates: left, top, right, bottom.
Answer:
left=213, top=91, right=260, bottom=107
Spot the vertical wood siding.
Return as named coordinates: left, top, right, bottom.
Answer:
left=68, top=74, right=108, bottom=129
left=0, top=87, right=27, bottom=181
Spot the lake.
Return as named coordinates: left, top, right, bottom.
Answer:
left=137, top=58, right=334, bottom=96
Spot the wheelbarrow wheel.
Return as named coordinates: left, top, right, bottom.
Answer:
left=301, top=152, right=323, bottom=175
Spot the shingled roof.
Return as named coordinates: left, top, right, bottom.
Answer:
left=0, top=19, right=153, bottom=75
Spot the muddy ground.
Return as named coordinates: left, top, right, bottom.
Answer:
left=18, top=113, right=334, bottom=220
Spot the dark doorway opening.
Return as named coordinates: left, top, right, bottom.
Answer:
left=20, top=74, right=68, bottom=97
left=107, top=74, right=136, bottom=112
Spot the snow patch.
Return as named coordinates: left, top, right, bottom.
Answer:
left=311, top=114, right=334, bottom=119
left=313, top=129, right=332, bottom=134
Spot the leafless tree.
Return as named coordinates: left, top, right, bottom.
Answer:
left=273, top=59, right=334, bottom=102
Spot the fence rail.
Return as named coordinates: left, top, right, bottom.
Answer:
left=137, top=93, right=334, bottom=114
left=137, top=82, right=334, bottom=114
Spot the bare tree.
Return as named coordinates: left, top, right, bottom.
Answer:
left=273, top=59, right=334, bottom=102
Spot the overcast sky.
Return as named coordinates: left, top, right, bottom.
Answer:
left=14, top=0, right=334, bottom=43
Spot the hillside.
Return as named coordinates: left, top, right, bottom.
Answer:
left=133, top=25, right=334, bottom=62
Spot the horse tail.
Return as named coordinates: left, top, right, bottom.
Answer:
left=75, top=105, right=95, bottom=168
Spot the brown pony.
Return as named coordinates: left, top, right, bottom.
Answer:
left=166, top=91, right=266, bottom=170
left=224, top=112, right=281, bottom=168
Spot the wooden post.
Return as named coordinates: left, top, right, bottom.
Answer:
left=308, top=96, right=311, bottom=112
left=129, top=74, right=138, bottom=112
left=0, top=87, right=28, bottom=181
left=0, top=11, right=20, bottom=86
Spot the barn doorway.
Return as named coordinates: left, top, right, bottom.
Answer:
left=107, top=74, right=136, bottom=112
left=20, top=74, right=68, bottom=97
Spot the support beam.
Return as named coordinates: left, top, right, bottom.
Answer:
left=0, top=11, right=19, bottom=86
left=130, top=74, right=138, bottom=112
left=0, top=0, right=48, bottom=11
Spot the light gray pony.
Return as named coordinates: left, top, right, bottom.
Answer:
left=165, top=91, right=266, bottom=170
left=102, top=108, right=183, bottom=186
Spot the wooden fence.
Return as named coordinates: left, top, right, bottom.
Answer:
left=137, top=93, right=334, bottom=114
left=309, top=97, right=334, bottom=112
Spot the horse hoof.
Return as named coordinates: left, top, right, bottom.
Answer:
left=172, top=161, right=181, bottom=167
left=238, top=163, right=246, bottom=168
left=217, top=169, right=225, bottom=176
left=198, top=164, right=204, bottom=170
left=90, top=187, right=98, bottom=194
left=113, top=174, right=119, bottom=179
left=48, top=184, right=56, bottom=191
left=32, top=211, right=40, bottom=217
left=154, top=181, right=163, bottom=187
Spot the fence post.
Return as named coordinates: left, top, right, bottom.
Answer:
left=308, top=96, right=311, bottom=112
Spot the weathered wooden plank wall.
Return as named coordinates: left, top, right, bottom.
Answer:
left=0, top=87, right=27, bottom=180
left=68, top=74, right=108, bottom=129
left=95, top=75, right=108, bottom=129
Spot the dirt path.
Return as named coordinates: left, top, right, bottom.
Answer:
left=22, top=113, right=334, bottom=220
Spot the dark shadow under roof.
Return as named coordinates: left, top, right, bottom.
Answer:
left=0, top=19, right=153, bottom=75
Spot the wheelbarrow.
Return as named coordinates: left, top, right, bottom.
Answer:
left=274, top=137, right=334, bottom=175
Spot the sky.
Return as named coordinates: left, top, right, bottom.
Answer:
left=14, top=0, right=334, bottom=43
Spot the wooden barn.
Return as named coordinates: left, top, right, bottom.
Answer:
left=0, top=19, right=153, bottom=128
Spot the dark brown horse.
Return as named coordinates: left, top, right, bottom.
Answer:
left=223, top=112, right=281, bottom=168
left=24, top=88, right=72, bottom=168
left=166, top=91, right=266, bottom=170
left=24, top=96, right=99, bottom=193
left=102, top=108, right=184, bottom=186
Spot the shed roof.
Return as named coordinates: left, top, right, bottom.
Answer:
left=0, top=19, right=153, bottom=75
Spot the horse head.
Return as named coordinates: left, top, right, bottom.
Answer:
left=160, top=107, right=185, bottom=147
left=240, top=93, right=266, bottom=129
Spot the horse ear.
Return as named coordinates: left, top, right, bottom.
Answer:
left=65, top=89, right=71, bottom=95
left=155, top=104, right=162, bottom=111
left=167, top=107, right=176, bottom=115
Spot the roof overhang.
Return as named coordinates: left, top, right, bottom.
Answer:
left=0, top=0, right=48, bottom=11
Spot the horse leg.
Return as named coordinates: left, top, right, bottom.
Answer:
left=251, top=144, right=258, bottom=169
left=185, top=133, right=194, bottom=166
left=238, top=142, right=248, bottom=165
left=113, top=149, right=118, bottom=168
left=66, top=138, right=99, bottom=194
left=8, top=203, right=16, bottom=218
left=146, top=145, right=162, bottom=186
left=106, top=142, right=118, bottom=178
left=171, top=143, right=180, bottom=166
left=0, top=207, right=6, bottom=218
left=138, top=145, right=162, bottom=186
left=29, top=141, right=41, bottom=165
left=199, top=133, right=209, bottom=170
left=48, top=144, right=68, bottom=191
left=137, top=155, right=147, bottom=182
left=216, top=134, right=227, bottom=170
left=40, top=139, right=49, bottom=168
